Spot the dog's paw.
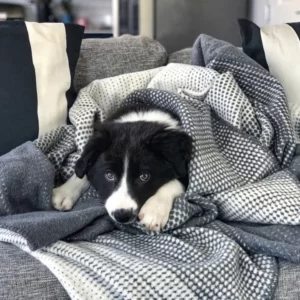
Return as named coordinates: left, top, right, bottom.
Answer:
left=52, top=174, right=90, bottom=211
left=52, top=187, right=78, bottom=211
left=138, top=198, right=172, bottom=232
left=139, top=201, right=171, bottom=232
left=138, top=179, right=184, bottom=232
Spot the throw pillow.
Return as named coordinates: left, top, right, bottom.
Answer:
left=239, top=19, right=300, bottom=143
left=0, top=21, right=84, bottom=155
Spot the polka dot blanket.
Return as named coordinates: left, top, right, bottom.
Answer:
left=2, top=34, right=300, bottom=299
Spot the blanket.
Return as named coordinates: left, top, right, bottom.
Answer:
left=0, top=141, right=114, bottom=250
left=1, top=35, right=300, bottom=299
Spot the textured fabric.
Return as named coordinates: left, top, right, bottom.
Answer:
left=0, top=55, right=293, bottom=298
left=0, top=142, right=54, bottom=214
left=0, top=69, right=163, bottom=250
left=192, top=34, right=295, bottom=168
left=0, top=242, right=69, bottom=300
left=0, top=142, right=114, bottom=250
left=0, top=245, right=296, bottom=300
left=207, top=221, right=300, bottom=264
left=0, top=244, right=294, bottom=300
left=239, top=19, right=300, bottom=144
left=0, top=21, right=83, bottom=156
left=168, top=48, right=192, bottom=64
left=0, top=229, right=277, bottom=300
left=274, top=260, right=300, bottom=300
left=290, top=153, right=300, bottom=179
left=1, top=35, right=300, bottom=299
left=74, top=35, right=167, bottom=92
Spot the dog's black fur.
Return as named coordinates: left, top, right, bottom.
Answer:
left=75, top=105, right=192, bottom=223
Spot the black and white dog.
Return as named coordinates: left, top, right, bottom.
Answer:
left=52, top=105, right=192, bottom=231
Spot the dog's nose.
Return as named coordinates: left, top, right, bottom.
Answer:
left=113, top=209, right=136, bottom=224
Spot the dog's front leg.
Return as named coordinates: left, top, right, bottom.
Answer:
left=52, top=174, right=90, bottom=211
left=138, top=179, right=184, bottom=232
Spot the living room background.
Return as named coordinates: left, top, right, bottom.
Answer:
left=1, top=0, right=300, bottom=52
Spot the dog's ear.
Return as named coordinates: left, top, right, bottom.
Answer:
left=148, top=129, right=192, bottom=178
left=75, top=125, right=110, bottom=178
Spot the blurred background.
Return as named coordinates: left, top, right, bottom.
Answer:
left=1, top=0, right=300, bottom=53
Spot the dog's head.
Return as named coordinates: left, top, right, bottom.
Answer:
left=75, top=121, right=192, bottom=224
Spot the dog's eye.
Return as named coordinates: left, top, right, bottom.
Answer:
left=139, top=172, right=150, bottom=182
left=105, top=170, right=116, bottom=182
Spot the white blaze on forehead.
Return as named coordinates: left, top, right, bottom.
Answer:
left=115, top=110, right=179, bottom=129
left=105, top=156, right=138, bottom=218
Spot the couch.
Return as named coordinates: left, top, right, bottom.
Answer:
left=0, top=35, right=185, bottom=300
left=0, top=35, right=299, bottom=300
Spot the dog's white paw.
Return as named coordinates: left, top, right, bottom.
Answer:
left=52, top=175, right=90, bottom=211
left=138, top=179, right=184, bottom=232
left=52, top=188, right=79, bottom=211
left=139, top=198, right=172, bottom=232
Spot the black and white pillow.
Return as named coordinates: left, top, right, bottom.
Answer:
left=0, top=21, right=84, bottom=155
left=239, top=19, right=300, bottom=143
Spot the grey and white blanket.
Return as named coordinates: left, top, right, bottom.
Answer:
left=1, top=35, right=300, bottom=299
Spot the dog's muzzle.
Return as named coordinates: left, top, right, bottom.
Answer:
left=112, top=208, right=138, bottom=224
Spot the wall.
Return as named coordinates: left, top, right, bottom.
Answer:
left=155, top=0, right=249, bottom=53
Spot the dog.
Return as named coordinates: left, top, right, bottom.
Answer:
left=52, top=104, right=192, bottom=231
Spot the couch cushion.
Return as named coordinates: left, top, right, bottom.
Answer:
left=0, top=242, right=69, bottom=300
left=0, top=21, right=84, bottom=156
left=274, top=260, right=300, bottom=300
left=74, top=35, right=167, bottom=91
left=168, top=48, right=192, bottom=64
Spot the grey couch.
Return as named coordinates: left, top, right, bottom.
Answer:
left=0, top=35, right=189, bottom=300
left=0, top=35, right=299, bottom=300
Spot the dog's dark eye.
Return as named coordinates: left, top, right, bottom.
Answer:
left=105, top=170, right=116, bottom=182
left=139, top=172, right=150, bottom=182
